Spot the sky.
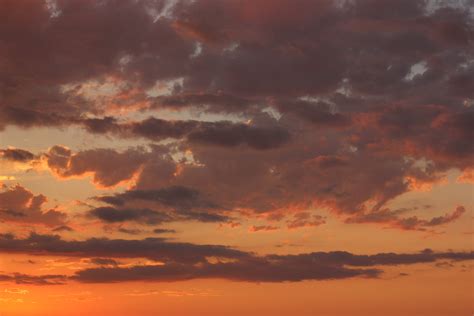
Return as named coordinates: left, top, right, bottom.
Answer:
left=0, top=0, right=473, bottom=315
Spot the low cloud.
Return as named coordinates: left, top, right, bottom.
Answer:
left=0, top=184, right=66, bottom=226
left=0, top=148, right=36, bottom=162
left=0, top=233, right=249, bottom=264
left=92, top=186, right=230, bottom=224
left=0, top=273, right=67, bottom=286
left=0, top=233, right=472, bottom=285
left=73, top=249, right=474, bottom=283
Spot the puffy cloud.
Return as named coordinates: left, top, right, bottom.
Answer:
left=1, top=0, right=472, bottom=234
left=360, top=105, right=474, bottom=169
left=46, top=145, right=150, bottom=187
left=0, top=184, right=66, bottom=226
left=4, top=133, right=464, bottom=232
left=1, top=0, right=471, bottom=125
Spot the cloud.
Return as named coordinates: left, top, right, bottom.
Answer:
left=0, top=184, right=66, bottom=226
left=0, top=233, right=249, bottom=264
left=4, top=132, right=465, bottom=232
left=286, top=213, right=326, bottom=229
left=0, top=148, right=36, bottom=162
left=274, top=99, right=350, bottom=128
left=0, top=0, right=471, bottom=123
left=153, top=228, right=177, bottom=234
left=0, top=232, right=472, bottom=285
left=347, top=206, right=467, bottom=231
left=88, top=207, right=172, bottom=225
left=82, top=117, right=291, bottom=150
left=51, top=225, right=74, bottom=232
left=46, top=146, right=150, bottom=188
left=96, top=186, right=217, bottom=210
left=0, top=273, right=67, bottom=286
left=72, top=249, right=474, bottom=283
left=249, top=225, right=279, bottom=232
left=72, top=261, right=378, bottom=283
left=0, top=0, right=472, bottom=234
left=116, top=227, right=143, bottom=235
left=363, top=105, right=474, bottom=169
left=150, top=93, right=253, bottom=112
left=186, top=122, right=290, bottom=150
left=92, top=186, right=231, bottom=224
left=89, top=258, right=119, bottom=267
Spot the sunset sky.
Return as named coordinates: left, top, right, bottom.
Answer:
left=0, top=0, right=473, bottom=315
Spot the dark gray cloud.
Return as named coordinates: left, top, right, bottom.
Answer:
left=92, top=186, right=230, bottom=224
left=89, top=207, right=172, bottom=225
left=72, top=260, right=379, bottom=283
left=0, top=232, right=472, bottom=285
left=73, top=248, right=474, bottom=283
left=0, top=233, right=249, bottom=264
left=186, top=121, right=290, bottom=150
left=88, top=205, right=230, bottom=225
left=0, top=148, right=36, bottom=162
left=274, top=99, right=350, bottom=128
left=96, top=186, right=212, bottom=209
left=82, top=117, right=291, bottom=150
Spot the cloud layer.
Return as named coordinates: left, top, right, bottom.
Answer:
left=0, top=0, right=472, bottom=291
left=0, top=233, right=472, bottom=284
